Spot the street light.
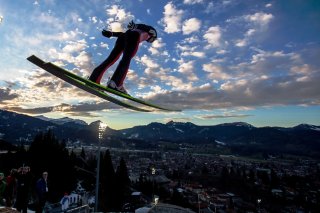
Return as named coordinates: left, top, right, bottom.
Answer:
left=153, top=194, right=159, bottom=212
left=95, top=121, right=107, bottom=212
left=151, top=167, right=156, bottom=203
left=151, top=167, right=156, bottom=175
left=257, top=198, right=262, bottom=213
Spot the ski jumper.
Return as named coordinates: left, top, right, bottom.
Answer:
left=89, top=24, right=157, bottom=87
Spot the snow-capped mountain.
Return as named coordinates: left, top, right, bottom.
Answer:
left=0, top=110, right=91, bottom=144
left=116, top=120, right=256, bottom=144
left=1, top=110, right=320, bottom=157
left=293, top=124, right=320, bottom=131
left=36, top=115, right=87, bottom=126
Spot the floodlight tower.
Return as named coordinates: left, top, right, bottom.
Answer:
left=95, top=121, right=107, bottom=212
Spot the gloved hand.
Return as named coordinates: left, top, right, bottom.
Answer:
left=102, top=30, right=112, bottom=38
left=127, top=20, right=136, bottom=30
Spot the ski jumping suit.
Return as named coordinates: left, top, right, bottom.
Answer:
left=89, top=24, right=157, bottom=87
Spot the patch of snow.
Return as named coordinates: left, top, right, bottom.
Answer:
left=215, top=140, right=226, bottom=146
left=36, top=116, right=87, bottom=126
left=175, top=128, right=184, bottom=133
left=129, top=133, right=139, bottom=139
left=309, top=126, right=320, bottom=131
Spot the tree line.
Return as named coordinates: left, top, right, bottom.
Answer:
left=0, top=130, right=131, bottom=212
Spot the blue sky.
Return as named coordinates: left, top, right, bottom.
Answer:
left=0, top=0, right=319, bottom=129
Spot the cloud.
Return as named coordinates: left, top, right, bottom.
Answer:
left=138, top=55, right=160, bottom=70
left=74, top=51, right=94, bottom=72
left=0, top=88, right=18, bottom=103
left=245, top=12, right=274, bottom=30
left=141, top=48, right=318, bottom=111
left=105, top=5, right=134, bottom=31
left=177, top=60, right=198, bottom=81
left=183, top=0, right=204, bottom=4
left=136, top=53, right=197, bottom=92
left=145, top=67, right=320, bottom=111
left=5, top=106, right=54, bottom=114
left=3, top=67, right=101, bottom=112
left=202, top=63, right=230, bottom=80
left=290, top=64, right=311, bottom=75
left=133, top=61, right=193, bottom=92
left=135, top=54, right=167, bottom=87
left=203, top=0, right=239, bottom=15
left=177, top=43, right=205, bottom=58
left=228, top=12, right=273, bottom=48
left=161, top=1, right=184, bottom=33
left=249, top=50, right=294, bottom=72
left=55, top=102, right=121, bottom=112
left=182, top=18, right=201, bottom=35
left=48, top=38, right=94, bottom=72
left=62, top=39, right=88, bottom=53
left=164, top=76, right=193, bottom=91
left=5, top=101, right=122, bottom=116
left=203, top=26, right=222, bottom=48
left=36, top=12, right=64, bottom=29
left=265, top=3, right=272, bottom=8
left=181, top=51, right=205, bottom=58
left=235, top=39, right=247, bottom=47
left=183, top=36, right=200, bottom=44
left=197, top=113, right=253, bottom=119
left=89, top=16, right=98, bottom=24
left=148, top=38, right=166, bottom=55
left=6, top=28, right=80, bottom=51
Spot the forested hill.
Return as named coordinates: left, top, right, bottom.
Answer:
left=1, top=109, right=320, bottom=157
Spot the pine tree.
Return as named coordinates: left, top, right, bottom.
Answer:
left=28, top=130, right=77, bottom=201
left=114, top=157, right=130, bottom=210
left=80, top=147, right=86, bottom=160
left=100, top=150, right=116, bottom=212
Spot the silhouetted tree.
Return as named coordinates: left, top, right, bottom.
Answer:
left=114, top=157, right=130, bottom=210
left=80, top=147, right=86, bottom=159
left=100, top=150, right=116, bottom=212
left=28, top=130, right=77, bottom=201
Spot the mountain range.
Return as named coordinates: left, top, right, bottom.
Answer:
left=0, top=109, right=319, bottom=157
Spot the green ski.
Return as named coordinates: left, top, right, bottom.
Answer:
left=27, top=55, right=150, bottom=112
left=61, top=66, right=178, bottom=111
left=27, top=55, right=180, bottom=112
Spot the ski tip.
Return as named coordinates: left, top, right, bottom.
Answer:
left=27, top=54, right=37, bottom=61
left=27, top=55, right=45, bottom=65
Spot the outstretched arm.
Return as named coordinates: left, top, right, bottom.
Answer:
left=102, top=30, right=123, bottom=38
